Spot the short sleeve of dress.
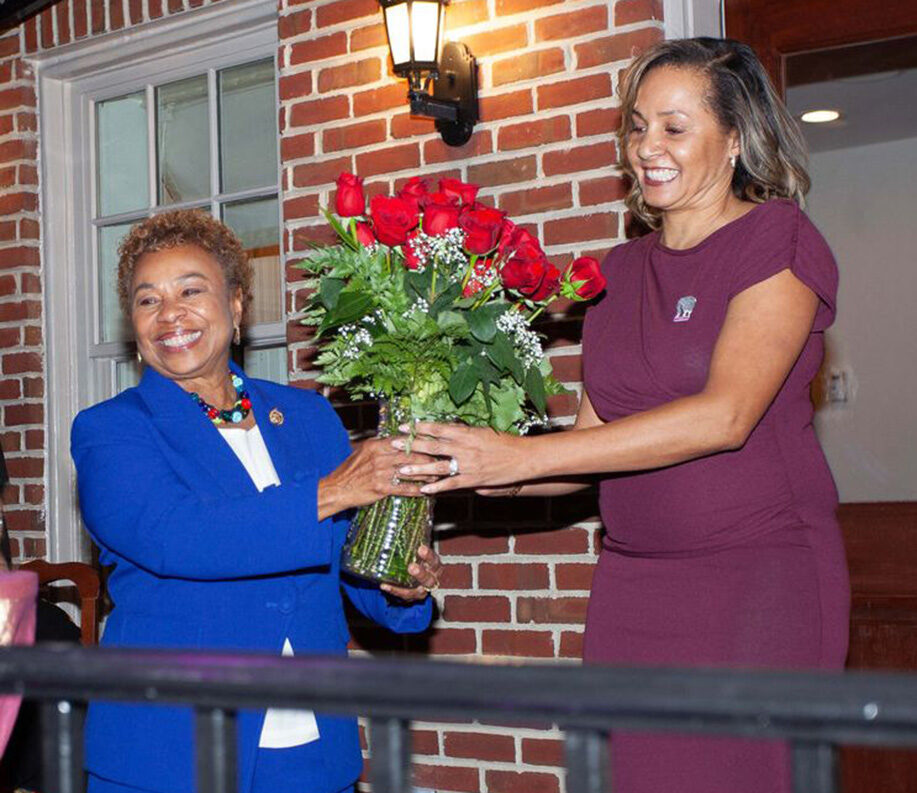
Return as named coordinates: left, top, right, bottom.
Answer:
left=727, top=199, right=838, bottom=332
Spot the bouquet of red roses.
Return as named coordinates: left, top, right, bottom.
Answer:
left=303, top=172, right=605, bottom=432
left=300, top=171, right=606, bottom=584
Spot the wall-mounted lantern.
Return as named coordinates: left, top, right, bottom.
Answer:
left=378, top=0, right=479, bottom=146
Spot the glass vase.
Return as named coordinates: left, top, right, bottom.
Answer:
left=340, top=399, right=434, bottom=587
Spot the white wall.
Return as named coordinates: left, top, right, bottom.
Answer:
left=807, top=135, right=917, bottom=502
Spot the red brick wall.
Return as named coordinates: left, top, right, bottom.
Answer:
left=0, top=0, right=664, bottom=786
left=1, top=24, right=43, bottom=560
left=276, top=0, right=662, bottom=788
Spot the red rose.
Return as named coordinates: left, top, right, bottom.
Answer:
left=563, top=256, right=606, bottom=300
left=528, top=262, right=561, bottom=301
left=499, top=226, right=543, bottom=261
left=460, top=205, right=506, bottom=255
left=398, top=176, right=429, bottom=214
left=422, top=192, right=462, bottom=236
left=370, top=195, right=418, bottom=246
left=501, top=249, right=548, bottom=295
left=335, top=172, right=365, bottom=217
left=354, top=221, right=375, bottom=247
left=496, top=219, right=517, bottom=258
left=439, top=177, right=479, bottom=206
left=402, top=232, right=424, bottom=270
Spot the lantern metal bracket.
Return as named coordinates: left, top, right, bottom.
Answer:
left=408, top=41, right=478, bottom=147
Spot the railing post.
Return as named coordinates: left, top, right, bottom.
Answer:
left=792, top=741, right=837, bottom=793
left=41, top=699, right=85, bottom=793
left=565, top=729, right=609, bottom=793
left=369, top=717, right=411, bottom=793
left=196, top=707, right=238, bottom=793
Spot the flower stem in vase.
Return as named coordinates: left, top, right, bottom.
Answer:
left=340, top=399, right=434, bottom=587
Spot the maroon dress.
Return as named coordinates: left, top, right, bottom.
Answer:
left=581, top=199, right=850, bottom=793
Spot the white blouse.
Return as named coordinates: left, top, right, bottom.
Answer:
left=219, top=425, right=320, bottom=749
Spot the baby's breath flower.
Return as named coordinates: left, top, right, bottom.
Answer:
left=339, top=324, right=374, bottom=360
left=496, top=311, right=544, bottom=370
left=412, top=229, right=467, bottom=277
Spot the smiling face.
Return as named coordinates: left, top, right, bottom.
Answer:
left=626, top=66, right=740, bottom=216
left=130, top=244, right=242, bottom=395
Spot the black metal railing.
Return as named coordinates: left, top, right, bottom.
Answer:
left=3, top=644, right=917, bottom=793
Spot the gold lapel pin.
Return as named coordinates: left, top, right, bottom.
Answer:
left=269, top=408, right=284, bottom=426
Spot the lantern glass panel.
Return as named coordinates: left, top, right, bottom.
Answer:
left=411, top=1, right=441, bottom=62
left=384, top=3, right=412, bottom=67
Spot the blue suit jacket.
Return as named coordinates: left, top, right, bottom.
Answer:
left=71, top=364, right=432, bottom=793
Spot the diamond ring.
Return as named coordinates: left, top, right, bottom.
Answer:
left=448, top=457, right=460, bottom=477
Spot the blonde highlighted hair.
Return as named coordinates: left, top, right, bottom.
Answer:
left=619, top=37, right=810, bottom=228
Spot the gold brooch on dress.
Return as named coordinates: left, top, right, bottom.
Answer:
left=269, top=408, right=284, bottom=426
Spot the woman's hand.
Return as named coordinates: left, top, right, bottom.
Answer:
left=391, top=422, right=526, bottom=495
left=380, top=544, right=443, bottom=601
left=318, top=439, right=437, bottom=520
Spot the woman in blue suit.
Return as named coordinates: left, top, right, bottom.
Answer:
left=71, top=210, right=442, bottom=793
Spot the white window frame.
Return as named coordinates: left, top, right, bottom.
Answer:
left=663, top=0, right=724, bottom=38
left=31, top=0, right=280, bottom=563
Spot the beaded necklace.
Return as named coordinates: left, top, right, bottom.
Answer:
left=190, top=373, right=252, bottom=425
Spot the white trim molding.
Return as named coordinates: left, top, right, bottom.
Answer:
left=663, top=0, right=724, bottom=39
left=31, top=0, right=277, bottom=562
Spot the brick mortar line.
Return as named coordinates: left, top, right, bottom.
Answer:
left=442, top=620, right=589, bottom=630
left=544, top=344, right=584, bottom=356
left=0, top=295, right=43, bottom=304
left=414, top=723, right=564, bottom=738
left=412, top=757, right=566, bottom=775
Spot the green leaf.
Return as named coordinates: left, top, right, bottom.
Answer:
left=429, top=282, right=462, bottom=319
left=436, top=310, right=468, bottom=336
left=486, top=332, right=523, bottom=383
left=481, top=380, right=493, bottom=419
left=473, top=354, right=501, bottom=386
left=467, top=307, right=497, bottom=342
left=524, top=366, right=547, bottom=416
left=405, top=268, right=433, bottom=302
left=318, top=291, right=374, bottom=334
left=319, top=277, right=345, bottom=310
left=449, top=362, right=478, bottom=405
left=491, top=385, right=525, bottom=432
left=322, top=208, right=359, bottom=251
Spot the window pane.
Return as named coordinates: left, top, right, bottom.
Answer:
left=219, top=59, right=277, bottom=193
left=244, top=346, right=288, bottom=384
left=116, top=357, right=141, bottom=392
left=98, top=223, right=134, bottom=343
left=223, top=196, right=282, bottom=325
left=96, top=92, right=149, bottom=217
left=157, top=75, right=210, bottom=205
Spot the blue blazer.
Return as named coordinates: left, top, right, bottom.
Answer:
left=71, top=364, right=432, bottom=793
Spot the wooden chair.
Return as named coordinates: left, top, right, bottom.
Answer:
left=17, top=560, right=100, bottom=645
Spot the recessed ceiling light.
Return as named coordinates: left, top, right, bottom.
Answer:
left=801, top=109, right=841, bottom=124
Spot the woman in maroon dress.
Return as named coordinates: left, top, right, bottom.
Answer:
left=396, top=38, right=850, bottom=792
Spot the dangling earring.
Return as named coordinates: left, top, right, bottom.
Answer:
left=730, top=154, right=737, bottom=168
left=136, top=350, right=142, bottom=364
left=233, top=325, right=241, bottom=346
